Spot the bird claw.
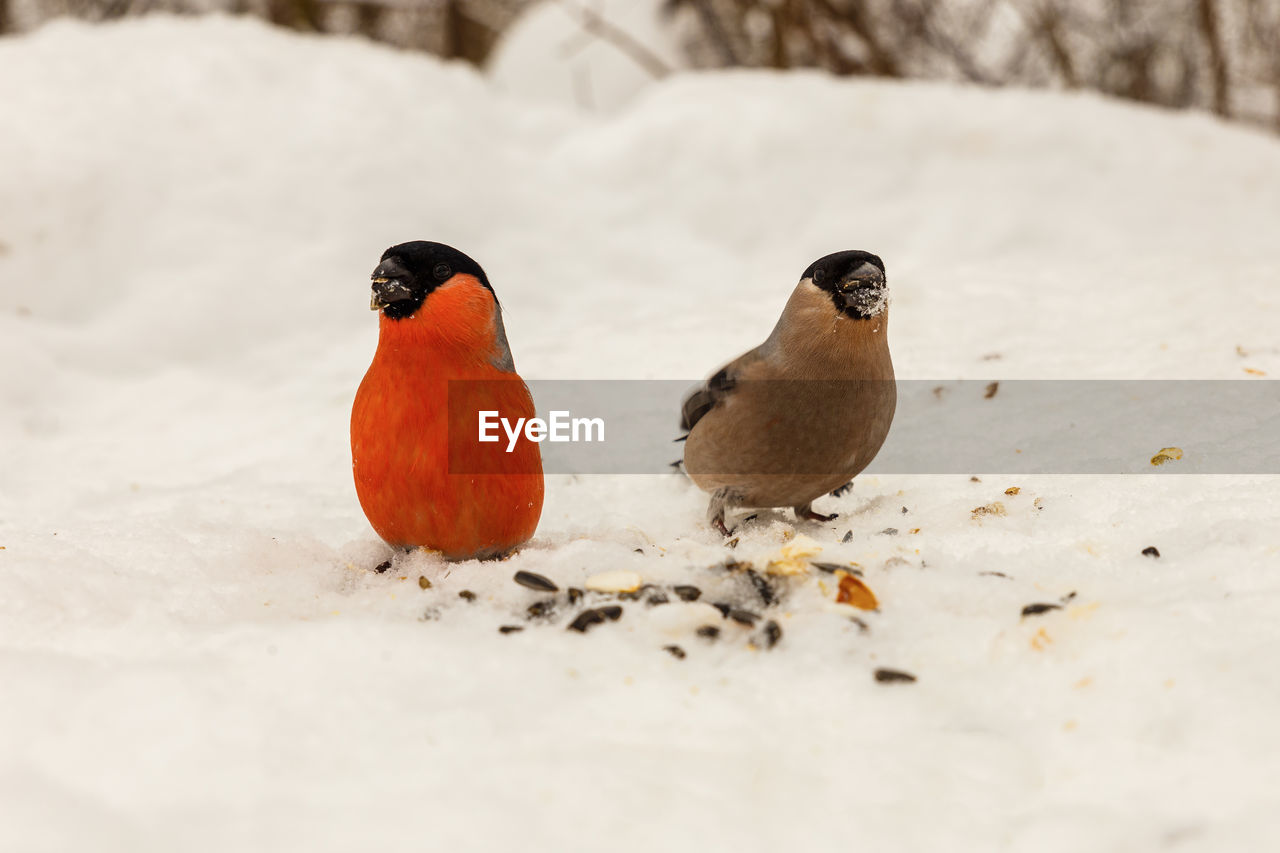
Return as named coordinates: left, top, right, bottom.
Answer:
left=797, top=508, right=838, bottom=523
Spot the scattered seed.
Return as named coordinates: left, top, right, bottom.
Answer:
left=979, top=571, right=1010, bottom=579
left=646, top=592, right=670, bottom=607
left=970, top=476, right=981, bottom=482
left=514, top=570, right=559, bottom=592
left=811, top=561, right=862, bottom=576
left=849, top=616, right=870, bottom=633
left=696, top=625, right=721, bottom=640
left=745, top=569, right=775, bottom=605
left=841, top=531, right=853, bottom=543
left=498, top=625, right=524, bottom=634
left=760, top=620, right=782, bottom=648
left=710, top=602, right=732, bottom=617
left=663, top=645, right=687, bottom=660
left=672, top=585, right=702, bottom=602
left=729, top=608, right=760, bottom=626
left=567, top=609, right=606, bottom=632
left=901, top=506, right=908, bottom=514
left=971, top=502, right=1007, bottom=518
left=458, top=590, right=476, bottom=601
left=585, top=570, right=642, bottom=593
left=879, top=527, right=899, bottom=536
left=633, top=548, right=644, bottom=554
left=984, top=381, right=999, bottom=399
left=526, top=599, right=556, bottom=619
left=567, top=587, right=584, bottom=604
left=1142, top=546, right=1160, bottom=558
left=618, top=583, right=655, bottom=601
left=1060, top=591, right=1077, bottom=604
left=374, top=560, right=392, bottom=574
left=725, top=537, right=740, bottom=549
left=875, top=668, right=916, bottom=684
left=1021, top=603, right=1062, bottom=617
left=417, top=575, right=432, bottom=589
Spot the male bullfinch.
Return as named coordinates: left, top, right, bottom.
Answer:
left=351, top=241, right=543, bottom=561
left=681, top=251, right=896, bottom=535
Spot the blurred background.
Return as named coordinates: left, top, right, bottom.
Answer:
left=4, top=0, right=1280, bottom=130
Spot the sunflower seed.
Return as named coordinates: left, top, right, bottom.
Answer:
left=874, top=668, right=916, bottom=684
left=745, top=569, right=774, bottom=606
left=498, top=625, right=524, bottom=634
left=513, top=570, right=559, bottom=592
left=1021, top=603, right=1061, bottom=617
left=526, top=599, right=556, bottom=619
left=374, top=560, right=392, bottom=574
left=663, top=645, right=687, bottom=659
left=672, top=585, right=702, bottom=602
left=729, top=609, right=760, bottom=626
left=695, top=625, right=720, bottom=640
left=1142, top=546, right=1160, bottom=558
left=458, top=590, right=476, bottom=601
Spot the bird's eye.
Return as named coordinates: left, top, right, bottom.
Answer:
left=433, top=263, right=452, bottom=281
left=812, top=267, right=825, bottom=285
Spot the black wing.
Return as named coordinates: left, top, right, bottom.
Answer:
left=680, top=364, right=737, bottom=433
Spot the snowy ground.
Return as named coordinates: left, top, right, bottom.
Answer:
left=3, top=14, right=1280, bottom=852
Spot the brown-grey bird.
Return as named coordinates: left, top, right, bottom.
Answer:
left=680, top=250, right=896, bottom=535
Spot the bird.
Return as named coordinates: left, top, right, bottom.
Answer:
left=351, top=241, right=543, bottom=561
left=680, top=250, right=896, bottom=536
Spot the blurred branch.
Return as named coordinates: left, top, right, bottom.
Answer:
left=1196, top=0, right=1230, bottom=116
left=559, top=1, right=672, bottom=79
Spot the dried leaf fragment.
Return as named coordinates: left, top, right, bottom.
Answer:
left=836, top=572, right=879, bottom=610
left=971, top=501, right=1006, bottom=518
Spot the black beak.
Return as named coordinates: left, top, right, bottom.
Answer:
left=370, top=257, right=414, bottom=311
left=836, top=262, right=887, bottom=311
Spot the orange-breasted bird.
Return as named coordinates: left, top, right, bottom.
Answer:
left=351, top=241, right=544, bottom=560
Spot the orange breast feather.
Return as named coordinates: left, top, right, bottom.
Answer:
left=351, top=276, right=544, bottom=559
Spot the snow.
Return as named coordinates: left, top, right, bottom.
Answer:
left=3, top=13, right=1280, bottom=852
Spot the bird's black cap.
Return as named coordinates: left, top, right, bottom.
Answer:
left=371, top=241, right=493, bottom=320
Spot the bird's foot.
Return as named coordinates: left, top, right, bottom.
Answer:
left=712, top=516, right=733, bottom=537
left=708, top=487, right=738, bottom=537
left=795, top=504, right=838, bottom=524
left=830, top=481, right=854, bottom=498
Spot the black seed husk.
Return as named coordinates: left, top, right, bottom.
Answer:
left=567, top=587, right=584, bottom=604
left=374, top=560, right=392, bottom=574
left=979, top=571, right=1009, bottom=579
left=761, top=620, right=782, bottom=648
left=879, top=528, right=899, bottom=536
left=812, top=562, right=862, bottom=576
left=498, top=625, right=524, bottom=634
left=874, top=668, right=916, bottom=684
left=841, top=531, right=853, bottom=543
left=673, top=585, right=702, bottom=602
left=458, top=590, right=476, bottom=601
left=646, top=592, right=669, bottom=607
left=729, top=609, right=760, bottom=626
left=1021, top=603, right=1062, bottom=617
left=526, top=599, right=556, bottom=619
left=663, top=644, right=687, bottom=659
left=1142, top=546, right=1161, bottom=558
left=696, top=625, right=720, bottom=640
left=567, top=610, right=605, bottom=632
left=711, top=601, right=732, bottom=617
left=513, top=570, right=559, bottom=592
left=599, top=605, right=623, bottom=621
left=745, top=569, right=775, bottom=606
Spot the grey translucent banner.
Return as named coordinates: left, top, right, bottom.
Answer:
left=446, top=380, right=1280, bottom=474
